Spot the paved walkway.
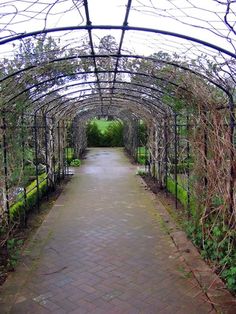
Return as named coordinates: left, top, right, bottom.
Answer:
left=1, top=148, right=214, bottom=313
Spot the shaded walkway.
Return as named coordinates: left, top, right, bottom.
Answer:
left=1, top=148, right=213, bottom=313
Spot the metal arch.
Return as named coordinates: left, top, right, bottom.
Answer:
left=1, top=25, right=235, bottom=59
left=74, top=106, right=138, bottom=123
left=2, top=68, right=185, bottom=108
left=49, top=96, right=165, bottom=123
left=29, top=84, right=169, bottom=115
left=20, top=79, right=169, bottom=110
left=45, top=93, right=162, bottom=121
left=42, top=91, right=168, bottom=118
left=64, top=102, right=152, bottom=125
left=0, top=54, right=229, bottom=96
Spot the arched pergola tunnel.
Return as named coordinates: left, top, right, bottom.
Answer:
left=0, top=0, right=236, bottom=286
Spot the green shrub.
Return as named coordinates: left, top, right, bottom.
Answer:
left=86, top=120, right=124, bottom=147
left=86, top=122, right=102, bottom=146
left=166, top=177, right=236, bottom=293
left=70, top=159, right=81, bottom=167
left=104, top=122, right=124, bottom=147
left=137, top=155, right=146, bottom=165
left=136, top=147, right=149, bottom=165
left=65, top=147, right=74, bottom=165
left=166, top=177, right=195, bottom=212
left=184, top=219, right=236, bottom=292
left=6, top=238, right=24, bottom=270
left=9, top=173, right=47, bottom=221
left=222, top=266, right=236, bottom=291
left=138, top=122, right=147, bottom=146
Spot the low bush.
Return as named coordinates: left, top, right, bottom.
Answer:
left=9, top=173, right=47, bottom=221
left=65, top=148, right=74, bottom=165
left=70, top=159, right=81, bottom=167
left=166, top=177, right=236, bottom=293
left=184, top=219, right=236, bottom=293
left=166, top=177, right=188, bottom=208
left=136, top=147, right=149, bottom=165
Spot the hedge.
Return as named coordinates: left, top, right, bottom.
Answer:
left=166, top=177, right=195, bottom=213
left=10, top=173, right=47, bottom=220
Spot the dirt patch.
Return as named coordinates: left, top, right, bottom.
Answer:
left=0, top=177, right=71, bottom=287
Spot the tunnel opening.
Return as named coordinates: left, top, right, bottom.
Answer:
left=0, top=0, right=236, bottom=297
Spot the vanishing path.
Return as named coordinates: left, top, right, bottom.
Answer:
left=0, top=148, right=213, bottom=313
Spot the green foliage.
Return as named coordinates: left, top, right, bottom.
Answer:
left=94, top=119, right=113, bottom=133
left=70, top=159, right=81, bottom=167
left=86, top=122, right=102, bottom=146
left=10, top=173, right=47, bottom=221
left=167, top=177, right=236, bottom=292
left=138, top=122, right=147, bottom=146
left=65, top=147, right=75, bottom=165
left=137, top=147, right=148, bottom=165
left=167, top=177, right=188, bottom=209
left=222, top=266, right=236, bottom=291
left=104, top=122, right=124, bottom=147
left=6, top=238, right=23, bottom=271
left=183, top=216, right=236, bottom=292
left=86, top=120, right=124, bottom=147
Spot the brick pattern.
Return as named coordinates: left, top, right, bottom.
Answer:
left=0, top=148, right=214, bottom=313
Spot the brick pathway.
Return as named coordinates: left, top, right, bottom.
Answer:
left=0, top=148, right=215, bottom=313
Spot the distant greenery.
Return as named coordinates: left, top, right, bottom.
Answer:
left=94, top=119, right=114, bottom=133
left=138, top=122, right=148, bottom=146
left=137, top=147, right=148, bottom=165
left=86, top=119, right=124, bottom=147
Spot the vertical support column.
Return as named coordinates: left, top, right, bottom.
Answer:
left=135, top=120, right=139, bottom=162
left=228, top=95, right=235, bottom=216
left=34, top=114, right=40, bottom=211
left=21, top=113, right=27, bottom=226
left=144, top=128, right=148, bottom=173
left=65, top=120, right=68, bottom=176
left=174, top=113, right=178, bottom=209
left=152, top=126, right=156, bottom=179
left=2, top=111, right=10, bottom=224
left=186, top=114, right=190, bottom=216
left=147, top=127, right=151, bottom=175
left=157, top=127, right=161, bottom=188
left=164, top=116, right=168, bottom=189
left=52, top=118, right=56, bottom=188
left=62, top=120, right=65, bottom=180
left=44, top=114, right=49, bottom=199
left=203, top=110, right=208, bottom=190
left=137, top=120, right=140, bottom=163
left=57, top=120, right=61, bottom=183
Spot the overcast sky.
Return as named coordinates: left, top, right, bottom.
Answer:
left=0, top=0, right=235, bottom=60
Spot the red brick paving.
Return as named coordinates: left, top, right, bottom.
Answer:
left=0, top=148, right=218, bottom=313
